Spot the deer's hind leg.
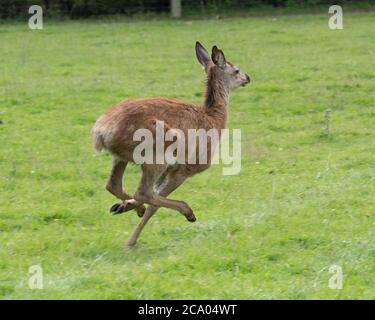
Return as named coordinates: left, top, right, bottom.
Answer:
left=106, top=157, right=146, bottom=217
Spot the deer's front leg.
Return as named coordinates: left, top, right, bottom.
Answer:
left=125, top=172, right=194, bottom=248
left=112, top=165, right=195, bottom=221
left=136, top=193, right=196, bottom=222
left=112, top=193, right=195, bottom=222
left=134, top=170, right=196, bottom=222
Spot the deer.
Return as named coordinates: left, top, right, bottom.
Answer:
left=92, top=42, right=250, bottom=247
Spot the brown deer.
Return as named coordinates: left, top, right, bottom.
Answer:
left=92, top=42, right=250, bottom=247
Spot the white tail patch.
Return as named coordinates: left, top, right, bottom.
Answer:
left=91, top=124, right=105, bottom=152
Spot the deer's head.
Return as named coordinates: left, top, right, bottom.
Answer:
left=195, top=41, right=250, bottom=91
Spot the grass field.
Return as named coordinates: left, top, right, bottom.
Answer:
left=0, top=11, right=374, bottom=299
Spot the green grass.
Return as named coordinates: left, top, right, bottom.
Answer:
left=1, top=11, right=375, bottom=299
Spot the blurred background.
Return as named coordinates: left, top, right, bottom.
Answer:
left=1, top=0, right=374, bottom=19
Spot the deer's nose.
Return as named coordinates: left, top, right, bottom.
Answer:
left=245, top=74, right=251, bottom=83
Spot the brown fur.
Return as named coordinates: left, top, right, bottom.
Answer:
left=91, top=42, right=250, bottom=247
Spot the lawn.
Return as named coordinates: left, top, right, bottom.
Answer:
left=0, top=10, right=374, bottom=299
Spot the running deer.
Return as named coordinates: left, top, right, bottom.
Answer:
left=92, top=42, right=250, bottom=247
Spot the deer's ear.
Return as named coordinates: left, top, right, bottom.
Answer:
left=211, top=46, right=226, bottom=69
left=195, top=41, right=210, bottom=70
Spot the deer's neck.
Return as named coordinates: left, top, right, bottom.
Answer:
left=203, top=73, right=228, bottom=129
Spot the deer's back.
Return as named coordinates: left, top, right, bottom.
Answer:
left=92, top=97, right=214, bottom=162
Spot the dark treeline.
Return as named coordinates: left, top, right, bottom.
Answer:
left=0, top=0, right=371, bottom=19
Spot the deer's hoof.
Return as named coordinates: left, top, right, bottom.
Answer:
left=125, top=239, right=137, bottom=248
left=110, top=203, right=123, bottom=214
left=110, top=200, right=140, bottom=215
left=111, top=203, right=127, bottom=215
left=186, top=212, right=196, bottom=222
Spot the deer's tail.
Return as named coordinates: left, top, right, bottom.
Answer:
left=91, top=125, right=105, bottom=153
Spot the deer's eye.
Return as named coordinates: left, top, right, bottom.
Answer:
left=235, top=70, right=240, bottom=74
